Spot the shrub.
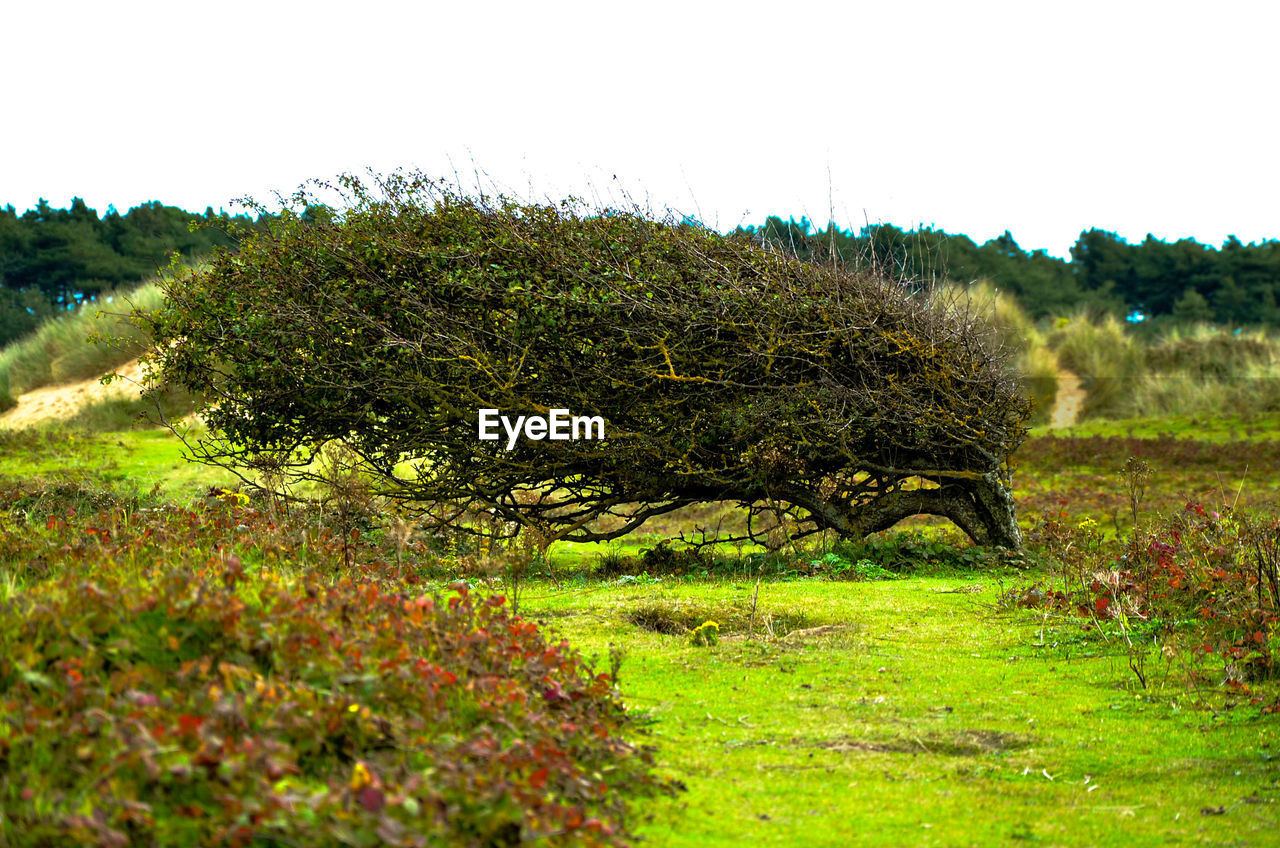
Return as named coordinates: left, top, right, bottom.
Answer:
left=828, top=531, right=1015, bottom=575
left=637, top=541, right=716, bottom=576
left=0, top=564, right=666, bottom=845
left=623, top=599, right=813, bottom=637
left=1026, top=502, right=1280, bottom=686
left=145, top=172, right=1029, bottom=549
left=690, top=621, right=720, bottom=647
left=0, top=477, right=142, bottom=523
left=809, top=552, right=897, bottom=581
left=593, top=548, right=637, bottom=578
left=1134, top=505, right=1279, bottom=681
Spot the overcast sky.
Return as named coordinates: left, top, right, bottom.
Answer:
left=5, top=0, right=1278, bottom=259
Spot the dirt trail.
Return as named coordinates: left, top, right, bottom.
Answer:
left=1048, top=363, right=1085, bottom=430
left=0, top=359, right=146, bottom=429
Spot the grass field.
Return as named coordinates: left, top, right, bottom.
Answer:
left=531, top=579, right=1278, bottom=847
left=1, top=422, right=1277, bottom=845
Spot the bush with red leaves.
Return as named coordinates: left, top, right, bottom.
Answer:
left=0, top=551, right=668, bottom=846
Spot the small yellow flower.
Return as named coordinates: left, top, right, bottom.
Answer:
left=350, top=761, right=373, bottom=792
left=216, top=489, right=251, bottom=508
left=1077, top=518, right=1098, bottom=530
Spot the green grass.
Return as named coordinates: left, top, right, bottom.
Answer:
left=62, top=382, right=202, bottom=432
left=1, top=418, right=1277, bottom=845
left=517, top=577, right=1278, bottom=847
left=1030, top=412, right=1280, bottom=442
left=0, top=428, right=235, bottom=499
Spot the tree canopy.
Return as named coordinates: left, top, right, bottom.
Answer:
left=145, top=173, right=1029, bottom=549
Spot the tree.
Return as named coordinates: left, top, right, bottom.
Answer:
left=0, top=198, right=270, bottom=319
left=144, top=172, right=1030, bottom=549
left=1213, top=276, right=1251, bottom=325
left=0, top=286, right=55, bottom=347
left=1171, top=287, right=1213, bottom=324
left=1071, top=228, right=1133, bottom=306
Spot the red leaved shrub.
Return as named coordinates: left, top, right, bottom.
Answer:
left=0, top=555, right=668, bottom=845
left=1026, top=501, right=1280, bottom=686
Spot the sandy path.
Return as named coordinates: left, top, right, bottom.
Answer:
left=1048, top=363, right=1085, bottom=429
left=1, top=359, right=147, bottom=429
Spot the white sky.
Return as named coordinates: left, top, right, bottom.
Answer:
left=5, top=0, right=1278, bottom=259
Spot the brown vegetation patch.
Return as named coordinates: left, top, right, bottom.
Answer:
left=623, top=599, right=817, bottom=637
left=808, top=729, right=1032, bottom=756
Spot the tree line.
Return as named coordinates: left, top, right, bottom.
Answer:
left=736, top=218, right=1280, bottom=327
left=0, top=199, right=268, bottom=347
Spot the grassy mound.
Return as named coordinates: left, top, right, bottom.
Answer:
left=1046, top=316, right=1280, bottom=420
left=0, top=491, right=667, bottom=845
left=0, top=282, right=163, bottom=397
left=0, top=279, right=203, bottom=430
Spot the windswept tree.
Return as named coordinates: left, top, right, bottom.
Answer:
left=144, top=172, right=1030, bottom=549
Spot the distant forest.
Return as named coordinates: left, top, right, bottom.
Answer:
left=0, top=199, right=268, bottom=347
left=3, top=199, right=1279, bottom=349
left=736, top=218, right=1280, bottom=328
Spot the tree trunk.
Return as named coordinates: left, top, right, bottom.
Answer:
left=963, top=472, right=1023, bottom=549
left=781, top=471, right=1023, bottom=550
